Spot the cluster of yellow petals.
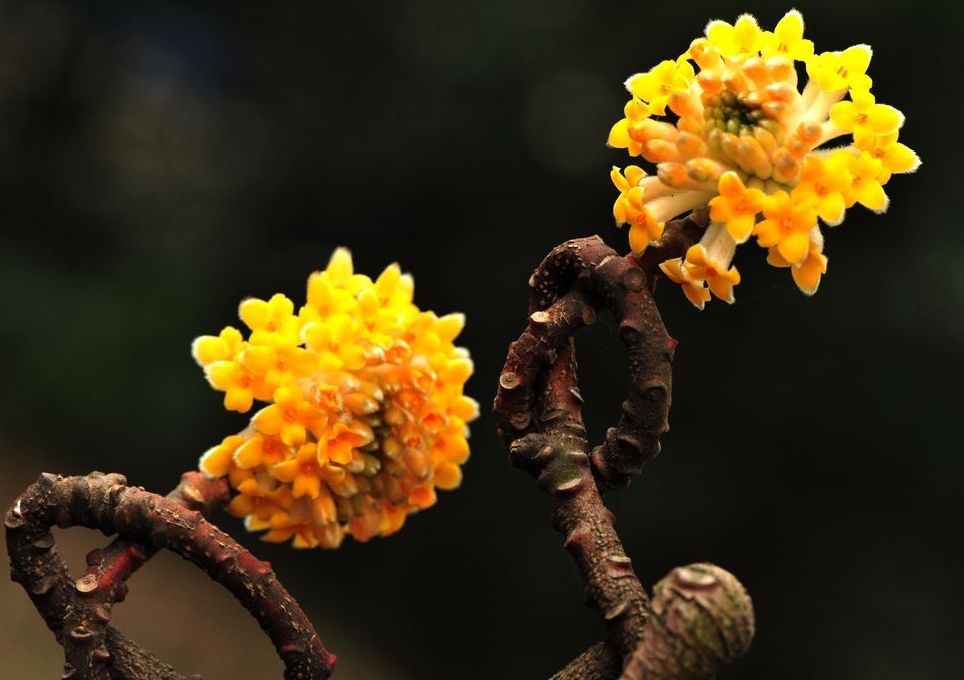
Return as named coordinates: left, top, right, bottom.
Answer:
left=193, top=248, right=479, bottom=548
left=608, top=9, right=920, bottom=308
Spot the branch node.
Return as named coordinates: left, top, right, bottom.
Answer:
left=75, top=574, right=98, bottom=593
left=32, top=533, right=56, bottom=550
left=68, top=625, right=94, bottom=641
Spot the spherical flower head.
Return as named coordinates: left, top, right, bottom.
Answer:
left=607, top=10, right=919, bottom=308
left=195, top=247, right=479, bottom=548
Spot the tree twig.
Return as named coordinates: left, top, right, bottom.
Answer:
left=6, top=471, right=336, bottom=680
left=493, top=212, right=755, bottom=678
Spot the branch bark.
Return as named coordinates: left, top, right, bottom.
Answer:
left=6, top=471, right=336, bottom=680
left=493, top=212, right=755, bottom=679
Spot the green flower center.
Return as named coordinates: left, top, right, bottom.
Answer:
left=704, top=90, right=767, bottom=136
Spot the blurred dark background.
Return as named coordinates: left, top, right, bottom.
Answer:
left=1, top=1, right=960, bottom=679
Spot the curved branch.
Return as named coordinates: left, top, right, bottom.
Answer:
left=495, top=228, right=694, bottom=491
left=493, top=212, right=755, bottom=679
left=511, top=335, right=649, bottom=661
left=494, top=269, right=651, bottom=664
left=6, top=471, right=336, bottom=680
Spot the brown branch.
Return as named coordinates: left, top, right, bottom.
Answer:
left=494, top=229, right=694, bottom=490
left=6, top=471, right=336, bottom=680
left=632, top=206, right=709, bottom=284
left=60, top=472, right=231, bottom=680
left=511, top=335, right=649, bottom=661
left=494, top=246, right=652, bottom=666
left=493, top=213, right=755, bottom=679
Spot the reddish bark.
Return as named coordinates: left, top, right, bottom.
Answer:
left=6, top=471, right=335, bottom=680
left=493, top=211, right=755, bottom=679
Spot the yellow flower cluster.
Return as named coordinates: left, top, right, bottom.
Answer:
left=193, top=248, right=478, bottom=548
left=609, top=10, right=919, bottom=308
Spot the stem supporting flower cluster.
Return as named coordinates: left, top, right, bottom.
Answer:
left=493, top=212, right=755, bottom=679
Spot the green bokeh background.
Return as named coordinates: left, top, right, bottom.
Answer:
left=1, top=1, right=960, bottom=678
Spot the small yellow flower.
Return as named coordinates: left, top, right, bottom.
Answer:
left=607, top=10, right=918, bottom=307
left=608, top=98, right=651, bottom=157
left=761, top=10, right=813, bottom=62
left=253, top=384, right=328, bottom=448
left=240, top=341, right=319, bottom=395
left=233, top=432, right=289, bottom=469
left=301, top=314, right=368, bottom=371
left=204, top=359, right=264, bottom=413
left=194, top=248, right=478, bottom=548
left=705, top=14, right=765, bottom=58
left=192, top=326, right=245, bottom=366
left=625, top=58, right=695, bottom=116
left=841, top=151, right=888, bottom=212
left=754, top=191, right=818, bottom=265
left=240, top=293, right=301, bottom=346
left=659, top=224, right=740, bottom=309
left=271, top=442, right=344, bottom=500
left=199, top=434, right=247, bottom=478
left=807, top=45, right=873, bottom=92
left=767, top=237, right=828, bottom=295
left=790, top=154, right=851, bottom=226
left=611, top=165, right=665, bottom=252
left=867, top=132, right=921, bottom=184
left=708, top=171, right=765, bottom=242
left=830, top=89, right=904, bottom=149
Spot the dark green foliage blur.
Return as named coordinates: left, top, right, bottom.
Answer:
left=1, top=1, right=960, bottom=679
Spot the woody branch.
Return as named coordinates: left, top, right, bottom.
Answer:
left=5, top=471, right=336, bottom=680
left=493, top=210, right=754, bottom=679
